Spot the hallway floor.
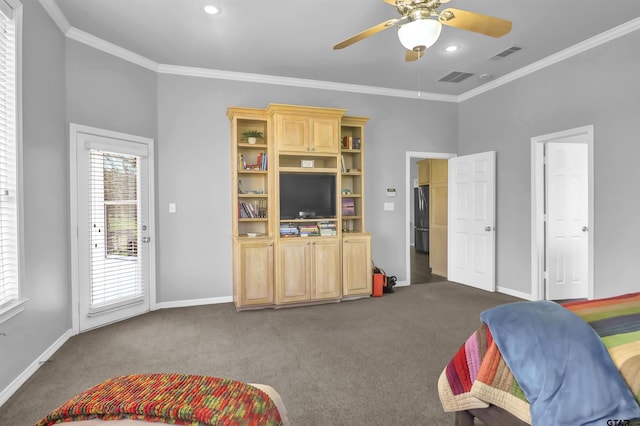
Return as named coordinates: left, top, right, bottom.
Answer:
left=410, top=246, right=446, bottom=284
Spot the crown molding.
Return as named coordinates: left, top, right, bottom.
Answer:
left=66, top=27, right=159, bottom=72
left=39, top=1, right=640, bottom=103
left=157, top=64, right=457, bottom=102
left=38, top=0, right=70, bottom=34
left=458, top=17, right=640, bottom=102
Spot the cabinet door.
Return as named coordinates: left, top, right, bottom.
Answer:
left=278, top=240, right=311, bottom=303
left=310, top=117, right=340, bottom=153
left=430, top=159, right=448, bottom=277
left=236, top=240, right=274, bottom=307
left=417, top=159, right=430, bottom=185
left=342, top=235, right=372, bottom=296
left=277, top=114, right=308, bottom=152
left=310, top=239, right=341, bottom=300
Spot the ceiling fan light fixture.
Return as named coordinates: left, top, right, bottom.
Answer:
left=398, top=19, right=442, bottom=52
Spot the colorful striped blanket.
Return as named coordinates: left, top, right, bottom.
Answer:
left=34, top=373, right=283, bottom=426
left=438, top=293, right=640, bottom=424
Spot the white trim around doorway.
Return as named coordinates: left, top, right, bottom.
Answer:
left=69, top=123, right=157, bottom=335
left=403, top=151, right=456, bottom=287
left=530, top=125, right=594, bottom=301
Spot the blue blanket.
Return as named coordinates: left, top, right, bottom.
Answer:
left=481, top=301, right=640, bottom=425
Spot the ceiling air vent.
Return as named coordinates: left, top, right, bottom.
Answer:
left=438, top=71, right=474, bottom=83
left=492, top=46, right=522, bottom=59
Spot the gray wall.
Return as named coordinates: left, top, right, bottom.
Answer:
left=0, top=0, right=68, bottom=391
left=459, top=30, right=640, bottom=298
left=65, top=40, right=157, bottom=139
left=156, top=75, right=458, bottom=301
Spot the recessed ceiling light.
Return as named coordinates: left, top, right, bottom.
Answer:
left=203, top=5, right=220, bottom=15
left=445, top=45, right=460, bottom=53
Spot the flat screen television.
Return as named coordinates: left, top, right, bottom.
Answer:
left=279, top=173, right=336, bottom=219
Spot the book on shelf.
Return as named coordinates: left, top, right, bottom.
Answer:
left=257, top=199, right=267, bottom=217
left=318, top=220, right=337, bottom=236
left=239, top=202, right=248, bottom=218
left=299, top=224, right=319, bottom=237
left=341, top=155, right=346, bottom=172
left=341, top=198, right=355, bottom=216
left=280, top=223, right=299, bottom=237
left=317, top=221, right=336, bottom=228
left=239, top=200, right=267, bottom=218
left=257, top=152, right=268, bottom=170
left=239, top=152, right=268, bottom=170
left=341, top=136, right=361, bottom=150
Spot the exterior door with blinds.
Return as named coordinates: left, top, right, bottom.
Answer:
left=75, top=131, right=152, bottom=332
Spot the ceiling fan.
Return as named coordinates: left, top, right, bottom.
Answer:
left=333, top=0, right=512, bottom=62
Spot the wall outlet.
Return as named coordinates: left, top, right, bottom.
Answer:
left=169, top=203, right=176, bottom=213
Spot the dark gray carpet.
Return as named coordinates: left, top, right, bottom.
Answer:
left=0, top=282, right=522, bottom=425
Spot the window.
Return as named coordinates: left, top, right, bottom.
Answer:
left=0, top=0, right=22, bottom=324
left=97, top=152, right=139, bottom=259
left=89, top=150, right=143, bottom=309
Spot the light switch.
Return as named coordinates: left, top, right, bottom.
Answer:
left=169, top=203, right=176, bottom=213
left=384, top=202, right=395, bottom=211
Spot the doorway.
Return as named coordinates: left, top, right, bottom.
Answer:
left=531, top=125, right=594, bottom=301
left=405, top=151, right=456, bottom=285
left=70, top=124, right=156, bottom=333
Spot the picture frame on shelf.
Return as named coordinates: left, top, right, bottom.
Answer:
left=341, top=198, right=355, bottom=216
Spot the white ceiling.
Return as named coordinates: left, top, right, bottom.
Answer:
left=53, top=0, right=640, bottom=98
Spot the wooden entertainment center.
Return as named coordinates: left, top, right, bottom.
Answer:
left=227, top=103, right=372, bottom=310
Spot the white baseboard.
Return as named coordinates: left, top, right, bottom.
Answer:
left=154, top=296, right=233, bottom=310
left=0, top=328, right=74, bottom=406
left=402, top=280, right=535, bottom=301
left=496, top=285, right=535, bottom=301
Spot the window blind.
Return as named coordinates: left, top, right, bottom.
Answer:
left=0, top=2, right=18, bottom=310
left=88, top=150, right=144, bottom=313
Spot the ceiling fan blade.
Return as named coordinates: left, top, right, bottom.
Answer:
left=405, top=49, right=424, bottom=62
left=384, top=0, right=451, bottom=4
left=439, top=8, right=512, bottom=38
left=333, top=19, right=399, bottom=50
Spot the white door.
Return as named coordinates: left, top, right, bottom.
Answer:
left=545, top=142, right=588, bottom=300
left=74, top=130, right=153, bottom=332
left=448, top=151, right=496, bottom=291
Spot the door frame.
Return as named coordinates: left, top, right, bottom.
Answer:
left=404, top=151, right=456, bottom=286
left=69, top=123, right=157, bottom=335
left=530, top=125, right=594, bottom=301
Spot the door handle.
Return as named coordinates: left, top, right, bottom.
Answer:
left=582, top=226, right=589, bottom=232
left=484, top=226, right=493, bottom=232
left=142, top=237, right=151, bottom=243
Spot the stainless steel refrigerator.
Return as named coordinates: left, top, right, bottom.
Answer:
left=414, top=186, right=429, bottom=253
